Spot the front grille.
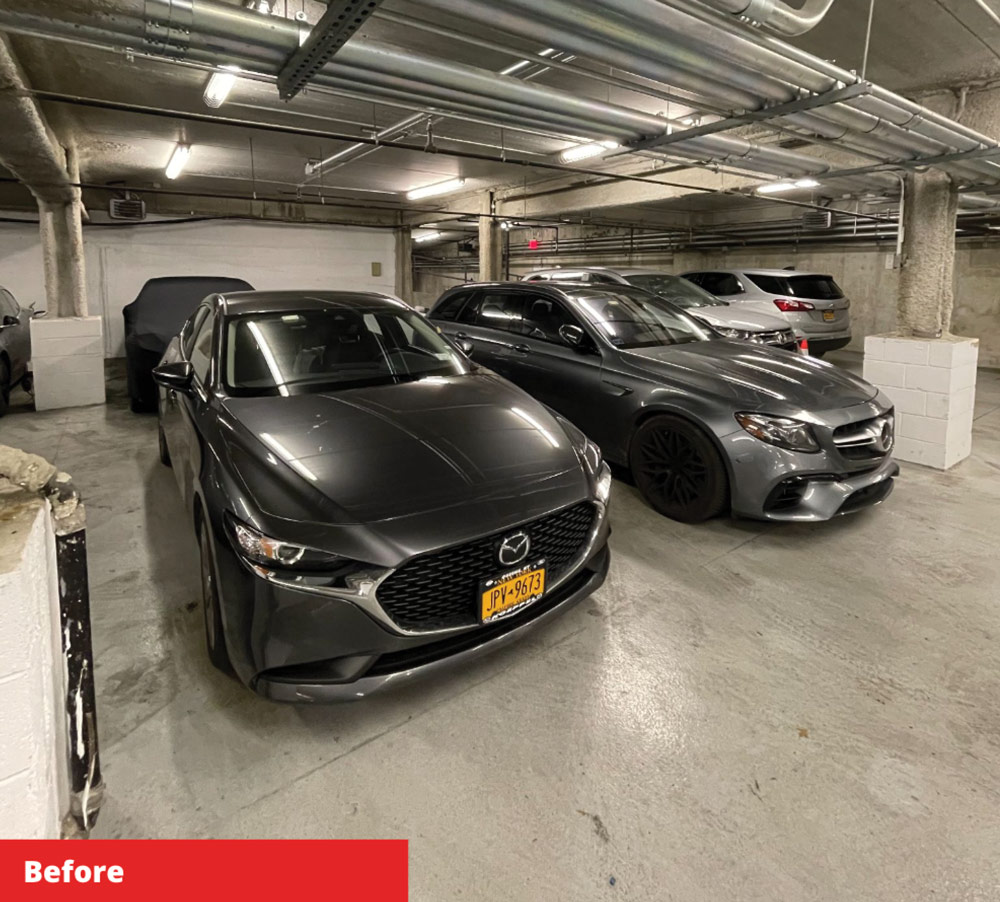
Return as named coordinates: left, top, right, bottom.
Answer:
left=833, top=410, right=894, bottom=461
left=377, top=501, right=597, bottom=631
left=754, top=329, right=797, bottom=346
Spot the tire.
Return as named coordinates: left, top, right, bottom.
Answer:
left=629, top=414, right=729, bottom=523
left=158, top=424, right=172, bottom=467
left=198, top=518, right=233, bottom=674
left=0, top=358, right=10, bottom=418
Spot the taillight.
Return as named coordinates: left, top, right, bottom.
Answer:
left=773, top=298, right=815, bottom=312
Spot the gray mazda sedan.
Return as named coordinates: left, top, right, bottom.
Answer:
left=153, top=290, right=611, bottom=701
left=430, top=282, right=898, bottom=523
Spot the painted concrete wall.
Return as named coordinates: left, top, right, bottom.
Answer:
left=0, top=493, right=66, bottom=839
left=414, top=239, right=1000, bottom=367
left=0, top=219, right=397, bottom=357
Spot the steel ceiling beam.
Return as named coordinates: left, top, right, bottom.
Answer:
left=277, top=0, right=385, bottom=100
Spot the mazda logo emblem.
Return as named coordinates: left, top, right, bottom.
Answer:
left=498, top=532, right=530, bottom=567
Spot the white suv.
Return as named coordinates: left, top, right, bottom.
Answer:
left=681, top=269, right=851, bottom=357
left=522, top=267, right=801, bottom=352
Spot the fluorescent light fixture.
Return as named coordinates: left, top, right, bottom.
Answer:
left=560, top=140, right=620, bottom=163
left=500, top=59, right=531, bottom=76
left=203, top=65, right=240, bottom=108
left=757, top=178, right=821, bottom=194
left=164, top=143, right=191, bottom=180
left=412, top=230, right=442, bottom=243
left=406, top=178, right=466, bottom=201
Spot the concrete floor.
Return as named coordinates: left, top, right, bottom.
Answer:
left=2, top=352, right=1000, bottom=900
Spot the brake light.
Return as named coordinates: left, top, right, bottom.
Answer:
left=773, top=298, right=815, bottom=312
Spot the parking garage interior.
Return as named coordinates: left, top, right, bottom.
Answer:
left=1, top=0, right=999, bottom=898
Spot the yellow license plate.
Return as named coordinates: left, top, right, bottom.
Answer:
left=481, top=562, right=546, bottom=623
left=823, top=310, right=836, bottom=321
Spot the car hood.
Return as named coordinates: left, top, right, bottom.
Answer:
left=623, top=341, right=877, bottom=411
left=221, top=373, right=586, bottom=527
left=689, top=307, right=791, bottom=333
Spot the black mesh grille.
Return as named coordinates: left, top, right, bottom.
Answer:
left=377, top=502, right=597, bottom=631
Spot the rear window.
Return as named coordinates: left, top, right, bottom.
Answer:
left=746, top=273, right=844, bottom=299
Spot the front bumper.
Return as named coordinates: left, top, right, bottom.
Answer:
left=255, top=544, right=609, bottom=702
left=210, top=503, right=611, bottom=702
left=723, top=425, right=899, bottom=522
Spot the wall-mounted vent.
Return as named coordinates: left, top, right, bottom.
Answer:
left=109, top=196, right=146, bottom=221
left=802, top=209, right=834, bottom=230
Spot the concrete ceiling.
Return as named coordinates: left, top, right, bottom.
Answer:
left=2, top=0, right=999, bottom=228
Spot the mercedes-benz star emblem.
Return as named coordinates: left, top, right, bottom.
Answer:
left=877, top=420, right=894, bottom=453
left=498, top=532, right=530, bottom=567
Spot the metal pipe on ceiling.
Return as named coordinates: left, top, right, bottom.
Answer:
left=421, top=0, right=1000, bottom=184
left=699, top=0, right=837, bottom=36
left=0, top=0, right=846, bottom=184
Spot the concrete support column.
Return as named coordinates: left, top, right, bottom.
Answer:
left=897, top=170, right=959, bottom=338
left=394, top=227, right=413, bottom=304
left=478, top=192, right=502, bottom=282
left=864, top=169, right=976, bottom=470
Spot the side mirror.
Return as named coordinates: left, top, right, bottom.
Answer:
left=414, top=305, right=430, bottom=315
left=1, top=314, right=19, bottom=328
left=32, top=309, right=47, bottom=319
left=558, top=324, right=585, bottom=348
left=152, top=360, right=195, bottom=394
left=456, top=338, right=475, bottom=356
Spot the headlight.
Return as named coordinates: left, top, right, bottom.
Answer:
left=595, top=461, right=612, bottom=504
left=715, top=326, right=752, bottom=341
left=735, top=412, right=820, bottom=453
left=226, top=515, right=346, bottom=570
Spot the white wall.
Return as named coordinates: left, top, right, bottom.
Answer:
left=0, top=493, right=66, bottom=839
left=0, top=219, right=397, bottom=357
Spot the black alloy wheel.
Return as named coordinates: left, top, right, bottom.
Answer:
left=199, top=518, right=233, bottom=673
left=630, top=414, right=729, bottom=523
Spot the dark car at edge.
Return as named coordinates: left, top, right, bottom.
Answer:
left=153, top=290, right=611, bottom=701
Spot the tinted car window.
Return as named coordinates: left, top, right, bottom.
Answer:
left=477, top=292, right=529, bottom=335
left=456, top=293, right=483, bottom=326
left=0, top=289, right=18, bottom=317
left=574, top=291, right=715, bottom=349
left=224, top=307, right=470, bottom=396
left=433, top=291, right=473, bottom=321
left=744, top=273, right=844, bottom=299
left=697, top=272, right=743, bottom=295
left=189, top=312, right=214, bottom=383
left=625, top=274, right=725, bottom=308
left=522, top=296, right=580, bottom=343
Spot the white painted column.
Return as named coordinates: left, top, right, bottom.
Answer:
left=29, top=315, right=105, bottom=410
left=0, top=493, right=68, bottom=839
left=864, top=334, right=978, bottom=469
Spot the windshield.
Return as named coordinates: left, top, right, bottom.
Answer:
left=624, top=273, right=725, bottom=308
left=224, top=307, right=470, bottom=396
left=572, top=291, right=716, bottom=349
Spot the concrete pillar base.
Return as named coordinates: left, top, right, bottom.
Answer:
left=863, top=333, right=978, bottom=470
left=29, top=316, right=105, bottom=411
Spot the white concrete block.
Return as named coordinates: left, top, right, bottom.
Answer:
left=893, top=436, right=948, bottom=469
left=905, top=363, right=952, bottom=393
left=864, top=333, right=978, bottom=470
left=898, top=413, right=947, bottom=445
left=863, top=359, right=906, bottom=388
left=30, top=315, right=105, bottom=411
left=953, top=363, right=977, bottom=392
left=863, top=335, right=885, bottom=361
left=883, top=337, right=930, bottom=365
left=883, top=386, right=927, bottom=415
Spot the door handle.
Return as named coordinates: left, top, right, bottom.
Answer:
left=511, top=343, right=530, bottom=354
left=455, top=331, right=469, bottom=339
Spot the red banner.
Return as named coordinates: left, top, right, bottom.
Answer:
left=0, top=840, right=408, bottom=899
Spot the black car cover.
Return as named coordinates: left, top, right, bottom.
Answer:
left=124, top=276, right=253, bottom=412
